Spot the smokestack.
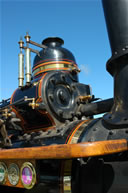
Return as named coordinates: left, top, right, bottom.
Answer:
left=102, top=0, right=128, bottom=127
left=102, top=0, right=128, bottom=75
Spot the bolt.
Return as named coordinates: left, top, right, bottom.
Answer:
left=65, top=120, right=70, bottom=125
left=49, top=94, right=54, bottom=101
left=82, top=116, right=87, bottom=120
left=58, top=110, right=63, bottom=117
left=72, top=85, right=76, bottom=90
left=93, top=128, right=97, bottom=131
left=76, top=112, right=81, bottom=117
left=88, top=138, right=94, bottom=142
left=109, top=131, right=113, bottom=135
left=70, top=111, right=74, bottom=117
left=77, top=99, right=81, bottom=105
left=73, top=116, right=78, bottom=121
left=108, top=115, right=112, bottom=119
left=50, top=78, right=56, bottom=85
left=61, top=74, right=66, bottom=81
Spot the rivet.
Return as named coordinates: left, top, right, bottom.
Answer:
left=58, top=110, right=63, bottom=117
left=50, top=78, right=56, bottom=85
left=49, top=94, right=54, bottom=101
left=88, top=138, right=93, bottom=142
left=61, top=74, right=66, bottom=81
left=108, top=115, right=112, bottom=119
left=109, top=131, right=113, bottom=135
left=93, top=128, right=97, bottom=131
left=76, top=112, right=81, bottom=117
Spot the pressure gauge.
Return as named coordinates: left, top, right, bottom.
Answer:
left=8, top=163, right=20, bottom=186
left=0, top=162, right=7, bottom=184
left=21, top=162, right=36, bottom=189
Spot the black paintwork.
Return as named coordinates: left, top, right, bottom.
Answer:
left=10, top=71, right=90, bottom=133
left=33, top=37, right=76, bottom=67
left=33, top=37, right=79, bottom=81
left=102, top=0, right=128, bottom=128
left=1, top=0, right=128, bottom=192
left=102, top=0, right=128, bottom=75
left=80, top=98, right=113, bottom=116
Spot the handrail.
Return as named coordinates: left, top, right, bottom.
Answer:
left=0, top=139, right=127, bottom=160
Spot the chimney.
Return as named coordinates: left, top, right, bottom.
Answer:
left=102, top=0, right=128, bottom=128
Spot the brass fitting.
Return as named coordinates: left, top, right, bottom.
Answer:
left=29, top=98, right=39, bottom=109
left=24, top=98, right=39, bottom=110
left=24, top=32, right=31, bottom=43
left=79, top=95, right=92, bottom=102
left=2, top=109, right=12, bottom=119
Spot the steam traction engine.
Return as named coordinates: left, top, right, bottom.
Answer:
left=0, top=0, right=128, bottom=192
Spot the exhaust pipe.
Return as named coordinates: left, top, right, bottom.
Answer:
left=102, top=0, right=128, bottom=127
left=102, top=0, right=128, bottom=75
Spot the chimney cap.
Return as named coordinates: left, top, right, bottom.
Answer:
left=42, top=37, right=64, bottom=47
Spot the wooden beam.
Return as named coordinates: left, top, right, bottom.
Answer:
left=0, top=139, right=127, bottom=160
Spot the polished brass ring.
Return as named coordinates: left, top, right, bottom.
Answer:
left=0, top=162, right=7, bottom=184
left=63, top=160, right=72, bottom=193
left=20, top=162, right=36, bottom=189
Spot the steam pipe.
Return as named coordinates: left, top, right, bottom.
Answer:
left=18, top=52, right=24, bottom=87
left=29, top=40, right=47, bottom=49
left=23, top=46, right=40, bottom=56
left=24, top=33, right=32, bottom=85
left=18, top=38, right=24, bottom=87
left=80, top=98, right=113, bottom=116
left=25, top=47, right=31, bottom=85
left=25, top=32, right=47, bottom=49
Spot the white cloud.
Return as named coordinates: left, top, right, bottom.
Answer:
left=80, top=64, right=90, bottom=75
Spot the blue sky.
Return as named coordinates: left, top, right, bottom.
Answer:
left=1, top=0, right=113, bottom=101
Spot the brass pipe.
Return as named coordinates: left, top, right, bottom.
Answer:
left=25, top=47, right=31, bottom=85
left=18, top=38, right=24, bottom=87
left=18, top=52, right=24, bottom=87
left=29, top=40, right=47, bottom=49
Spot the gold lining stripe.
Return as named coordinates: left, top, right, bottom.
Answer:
left=34, top=67, right=71, bottom=77
left=33, top=61, right=77, bottom=71
left=67, top=120, right=90, bottom=144
left=33, top=63, right=75, bottom=76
